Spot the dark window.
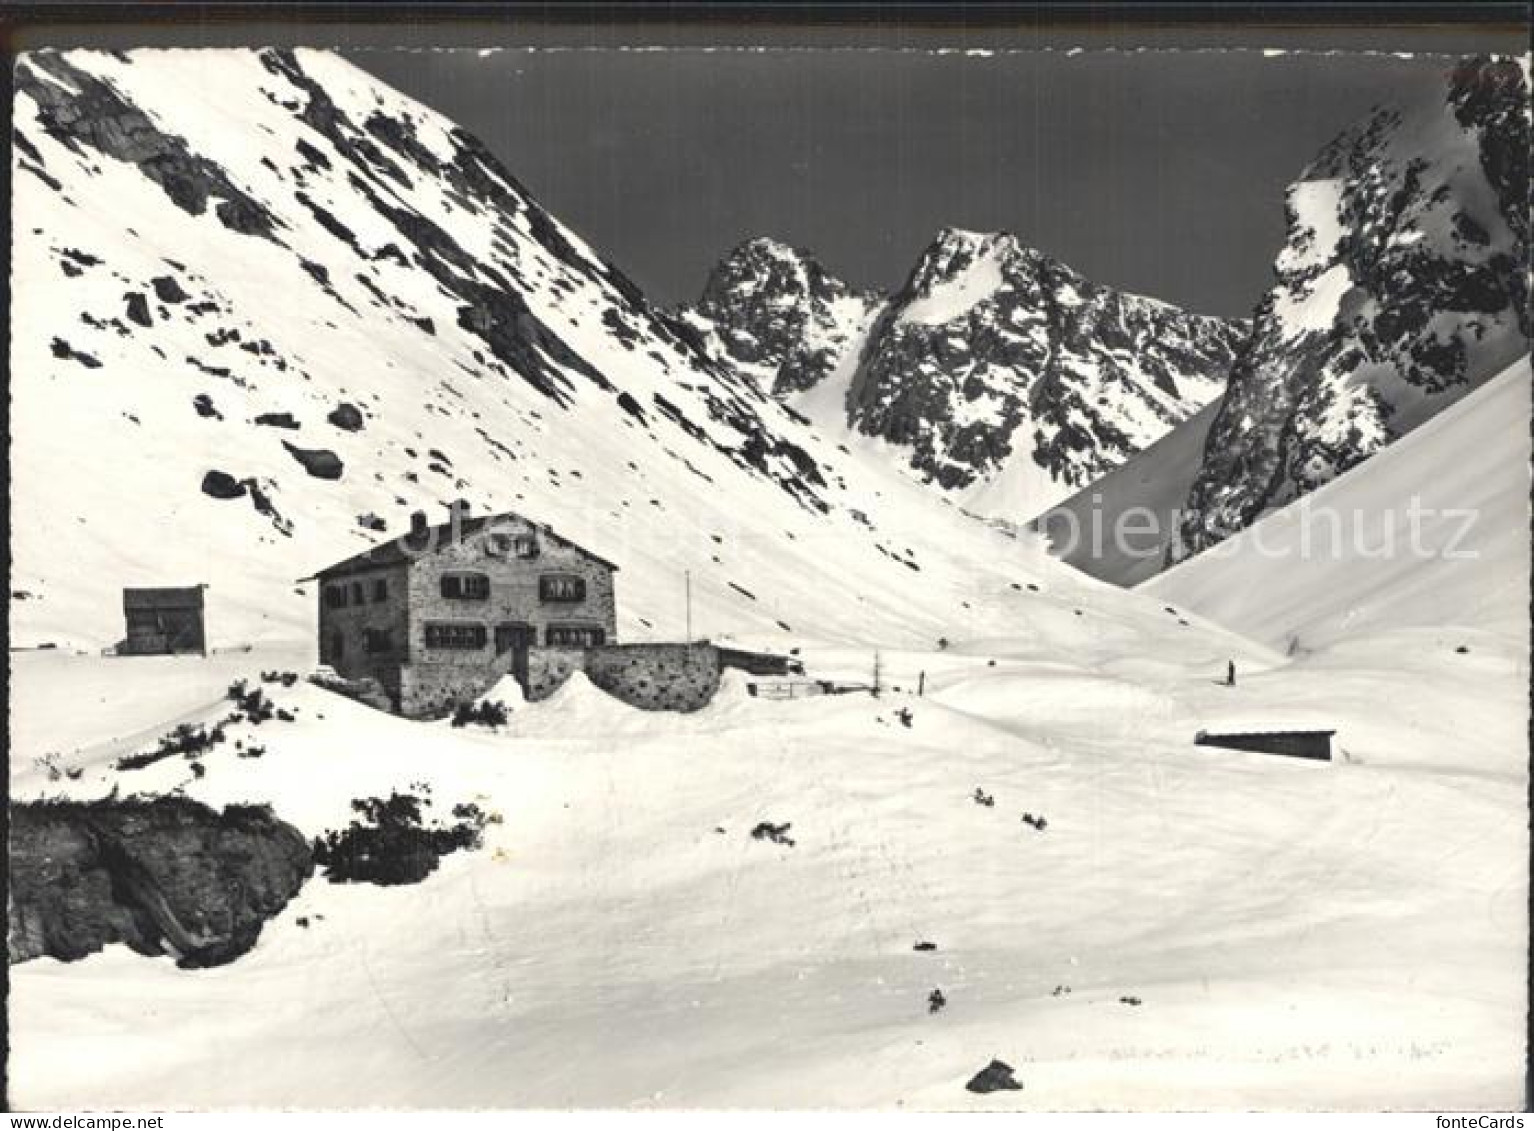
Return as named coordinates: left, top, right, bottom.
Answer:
left=539, top=574, right=586, bottom=602
left=545, top=624, right=605, bottom=647
left=440, top=572, right=490, bottom=601
left=490, top=533, right=539, bottom=559
left=425, top=622, right=486, bottom=650
left=324, top=584, right=348, bottom=609
left=372, top=578, right=388, bottom=602
left=364, top=628, right=393, bottom=654
left=322, top=630, right=344, bottom=663
left=350, top=581, right=364, bottom=605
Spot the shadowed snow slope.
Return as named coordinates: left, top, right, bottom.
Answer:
left=1031, top=398, right=1223, bottom=587
left=1145, top=357, right=1531, bottom=652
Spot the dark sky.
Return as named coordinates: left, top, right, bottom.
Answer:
left=352, top=48, right=1459, bottom=318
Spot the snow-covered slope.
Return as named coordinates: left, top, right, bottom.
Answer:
left=1146, top=358, right=1531, bottom=652
left=1172, top=55, right=1530, bottom=562
left=686, top=227, right=1245, bottom=523
left=10, top=615, right=1526, bottom=1108
left=11, top=47, right=1157, bottom=657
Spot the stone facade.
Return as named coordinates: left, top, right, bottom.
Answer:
left=314, top=507, right=618, bottom=717
left=316, top=564, right=410, bottom=703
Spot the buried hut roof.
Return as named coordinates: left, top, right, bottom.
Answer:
left=305, top=510, right=620, bottom=581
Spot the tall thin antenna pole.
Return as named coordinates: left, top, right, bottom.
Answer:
left=685, top=570, right=692, bottom=642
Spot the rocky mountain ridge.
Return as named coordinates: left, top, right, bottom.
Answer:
left=685, top=227, right=1246, bottom=518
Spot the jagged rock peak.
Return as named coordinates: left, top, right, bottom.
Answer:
left=698, top=236, right=878, bottom=316
left=685, top=236, right=884, bottom=397
left=843, top=226, right=1246, bottom=515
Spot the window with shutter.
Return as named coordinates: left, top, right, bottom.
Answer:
left=425, top=622, right=487, bottom=650
left=545, top=624, right=605, bottom=647
left=539, top=574, right=586, bottom=602
left=441, top=572, right=489, bottom=601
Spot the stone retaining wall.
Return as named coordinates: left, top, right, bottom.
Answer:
left=526, top=643, right=720, bottom=712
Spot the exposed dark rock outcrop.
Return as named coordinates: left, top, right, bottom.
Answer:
left=255, top=411, right=300, bottom=430
left=50, top=337, right=102, bottom=369
left=201, top=469, right=246, bottom=498
left=16, top=52, right=278, bottom=241
left=327, top=401, right=365, bottom=431
left=124, top=291, right=152, bottom=327
left=9, top=795, right=312, bottom=968
left=282, top=440, right=344, bottom=480
left=965, top=1059, right=1023, bottom=1094
left=151, top=274, right=190, bottom=303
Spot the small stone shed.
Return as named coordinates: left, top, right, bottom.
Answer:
left=117, top=586, right=207, bottom=656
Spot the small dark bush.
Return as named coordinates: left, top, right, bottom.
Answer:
left=261, top=670, right=300, bottom=687
left=118, top=722, right=227, bottom=770
left=928, top=988, right=947, bottom=1013
left=913, top=940, right=937, bottom=952
left=313, top=791, right=488, bottom=886
left=1022, top=813, right=1048, bottom=832
left=750, top=821, right=795, bottom=847
left=227, top=680, right=276, bottom=725
left=973, top=788, right=994, bottom=808
left=452, top=700, right=509, bottom=729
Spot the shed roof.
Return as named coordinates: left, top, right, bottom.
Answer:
left=1197, top=728, right=1337, bottom=739
left=123, top=586, right=205, bottom=610
left=305, top=510, right=620, bottom=582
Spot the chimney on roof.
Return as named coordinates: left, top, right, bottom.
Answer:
left=409, top=510, right=428, bottom=538
left=443, top=498, right=471, bottom=546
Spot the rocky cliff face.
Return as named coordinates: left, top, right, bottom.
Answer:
left=9, top=796, right=312, bottom=968
left=680, top=237, right=883, bottom=397
left=1171, top=56, right=1531, bottom=562
left=686, top=228, right=1244, bottom=518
